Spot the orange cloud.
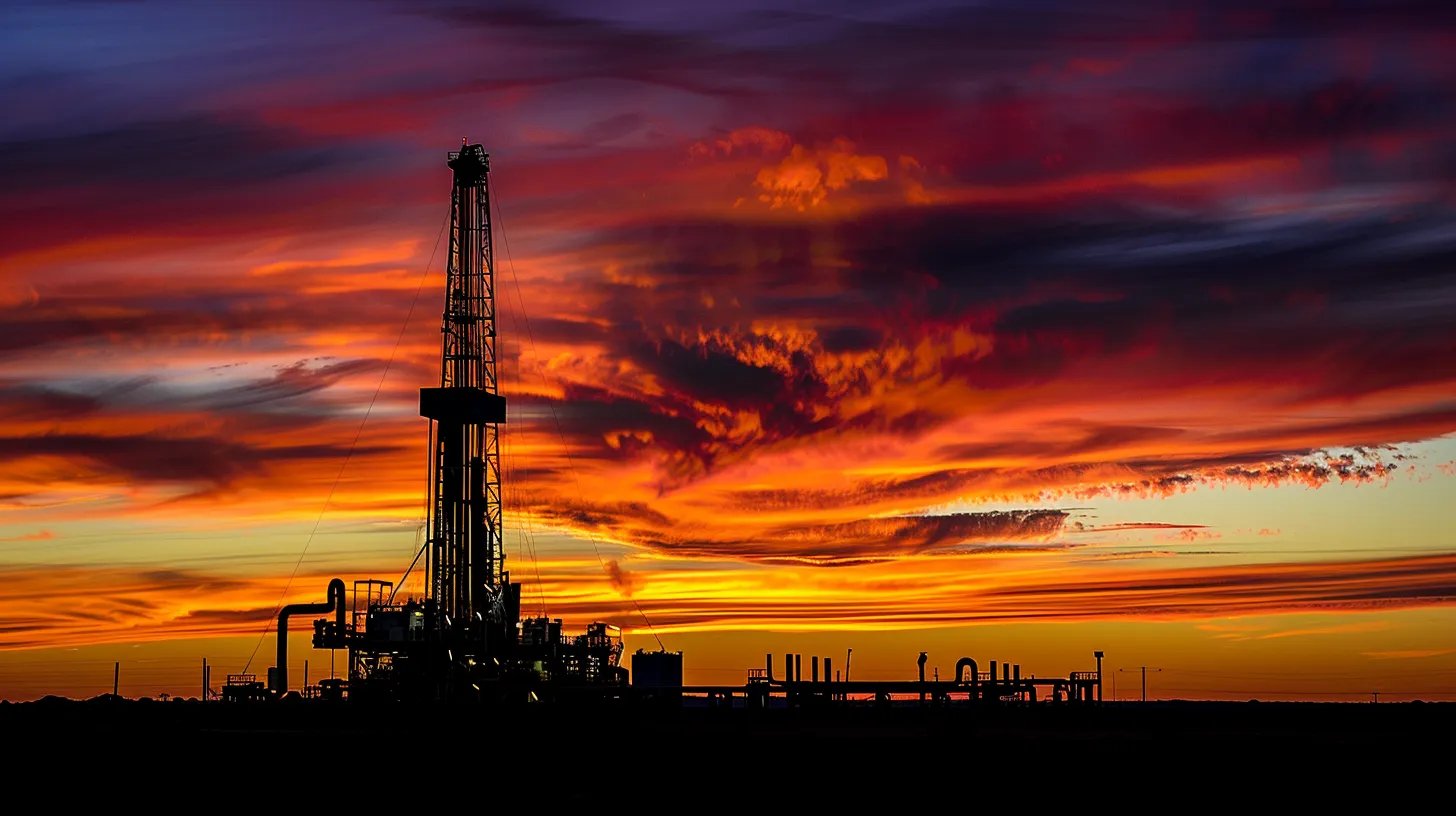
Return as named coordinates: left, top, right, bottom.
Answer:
left=8, top=550, right=1453, bottom=653
left=0, top=565, right=282, bottom=650
left=1164, top=528, right=1222, bottom=542
left=538, top=551, right=1456, bottom=635
left=0, top=531, right=54, bottom=542
left=1362, top=649, right=1456, bottom=660
left=754, top=138, right=889, bottom=210
left=1234, top=621, right=1389, bottom=641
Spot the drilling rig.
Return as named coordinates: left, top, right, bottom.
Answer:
left=266, top=143, right=626, bottom=703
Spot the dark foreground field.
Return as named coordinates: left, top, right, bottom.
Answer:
left=5, top=698, right=1450, bottom=800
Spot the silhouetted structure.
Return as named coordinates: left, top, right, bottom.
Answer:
left=253, top=144, right=1104, bottom=709
left=733, top=652, right=1103, bottom=710
left=264, top=143, right=625, bottom=703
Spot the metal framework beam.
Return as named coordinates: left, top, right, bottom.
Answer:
left=424, top=142, right=504, bottom=634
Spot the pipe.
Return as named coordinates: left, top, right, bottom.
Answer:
left=953, top=657, right=978, bottom=688
left=917, top=652, right=928, bottom=704
left=955, top=657, right=981, bottom=702
left=273, top=578, right=345, bottom=695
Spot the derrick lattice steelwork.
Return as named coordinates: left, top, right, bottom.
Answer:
left=425, top=142, right=509, bottom=638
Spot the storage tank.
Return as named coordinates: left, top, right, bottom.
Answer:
left=631, top=649, right=684, bottom=688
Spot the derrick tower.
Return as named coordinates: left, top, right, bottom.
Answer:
left=421, top=141, right=512, bottom=643
left=268, top=143, right=625, bottom=704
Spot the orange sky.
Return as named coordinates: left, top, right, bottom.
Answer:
left=3, top=0, right=1456, bottom=701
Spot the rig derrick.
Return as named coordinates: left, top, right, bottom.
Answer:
left=265, top=143, right=625, bottom=704
left=256, top=143, right=1104, bottom=711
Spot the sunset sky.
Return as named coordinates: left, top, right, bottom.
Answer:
left=3, top=0, right=1455, bottom=702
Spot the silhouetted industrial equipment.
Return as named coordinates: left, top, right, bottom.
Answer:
left=730, top=651, right=1104, bottom=709
left=262, top=143, right=625, bottom=703
left=632, top=649, right=684, bottom=705
left=632, top=650, right=684, bottom=689
left=250, top=143, right=1107, bottom=711
left=268, top=578, right=345, bottom=694
left=223, top=674, right=268, bottom=703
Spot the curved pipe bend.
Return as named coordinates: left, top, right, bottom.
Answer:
left=273, top=578, right=346, bottom=694
left=954, top=657, right=979, bottom=688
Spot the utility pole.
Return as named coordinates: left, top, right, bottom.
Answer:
left=113, top=662, right=119, bottom=697
left=202, top=658, right=208, bottom=702
left=1118, top=667, right=1162, bottom=702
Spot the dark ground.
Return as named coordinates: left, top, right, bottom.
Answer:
left=5, top=698, right=1449, bottom=800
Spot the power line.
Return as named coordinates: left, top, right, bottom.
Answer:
left=1162, top=667, right=1456, bottom=680
left=241, top=213, right=449, bottom=674
left=387, top=404, right=438, bottom=604
left=497, top=268, right=548, bottom=617
left=1118, top=666, right=1162, bottom=702
left=490, top=182, right=664, bottom=651
left=1155, top=687, right=1456, bottom=698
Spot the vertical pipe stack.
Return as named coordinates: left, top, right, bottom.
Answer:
left=917, top=652, right=928, bottom=705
